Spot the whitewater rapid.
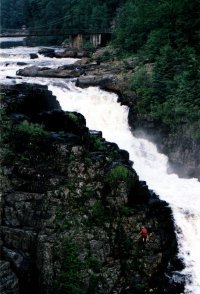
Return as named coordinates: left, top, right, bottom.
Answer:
left=0, top=41, right=200, bottom=293
left=49, top=82, right=200, bottom=293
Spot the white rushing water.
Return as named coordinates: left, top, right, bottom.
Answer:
left=0, top=42, right=200, bottom=293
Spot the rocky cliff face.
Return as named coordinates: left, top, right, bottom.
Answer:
left=0, top=83, right=183, bottom=293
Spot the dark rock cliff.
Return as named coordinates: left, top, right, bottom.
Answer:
left=0, top=83, right=184, bottom=293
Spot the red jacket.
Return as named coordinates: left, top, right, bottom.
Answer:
left=140, top=227, right=147, bottom=237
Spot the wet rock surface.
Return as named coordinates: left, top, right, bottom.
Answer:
left=0, top=83, right=183, bottom=293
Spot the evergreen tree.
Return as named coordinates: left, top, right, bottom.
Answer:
left=1, top=0, right=25, bottom=29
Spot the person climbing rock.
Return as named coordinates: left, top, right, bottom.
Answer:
left=139, top=226, right=148, bottom=244
left=147, top=223, right=154, bottom=240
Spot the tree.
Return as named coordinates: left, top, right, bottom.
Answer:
left=1, top=0, right=25, bottom=29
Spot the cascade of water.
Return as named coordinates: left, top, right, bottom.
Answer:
left=0, top=43, right=200, bottom=293
left=49, top=82, right=200, bottom=294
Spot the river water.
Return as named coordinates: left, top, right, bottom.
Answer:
left=0, top=38, right=200, bottom=294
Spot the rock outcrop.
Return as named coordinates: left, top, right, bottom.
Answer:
left=16, top=64, right=98, bottom=79
left=0, top=83, right=184, bottom=294
left=38, top=48, right=90, bottom=58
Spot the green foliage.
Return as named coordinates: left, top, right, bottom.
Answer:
left=130, top=46, right=200, bottom=137
left=3, top=0, right=120, bottom=40
left=115, top=223, right=132, bottom=258
left=1, top=0, right=26, bottom=29
left=14, top=122, right=49, bottom=141
left=135, top=283, right=146, bottom=292
left=1, top=149, right=15, bottom=165
left=88, top=274, right=99, bottom=293
left=113, top=0, right=200, bottom=139
left=83, top=40, right=94, bottom=51
left=86, top=256, right=101, bottom=273
left=66, top=178, right=76, bottom=191
left=120, top=206, right=131, bottom=216
left=130, top=68, right=153, bottom=114
left=100, top=50, right=112, bottom=62
left=90, top=136, right=106, bottom=152
left=53, top=239, right=85, bottom=294
left=20, top=155, right=30, bottom=164
left=0, top=116, right=52, bottom=165
left=107, top=165, right=130, bottom=185
left=82, top=186, right=95, bottom=199
left=0, top=109, right=12, bottom=143
left=114, top=0, right=200, bottom=54
left=55, top=208, right=73, bottom=231
left=89, top=200, right=106, bottom=225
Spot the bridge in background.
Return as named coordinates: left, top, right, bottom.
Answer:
left=0, top=28, right=112, bottom=49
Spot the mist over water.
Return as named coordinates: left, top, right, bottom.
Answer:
left=0, top=42, right=200, bottom=293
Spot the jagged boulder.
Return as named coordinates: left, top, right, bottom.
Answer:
left=30, top=53, right=38, bottom=59
left=38, top=48, right=55, bottom=58
left=76, top=75, right=121, bottom=93
left=16, top=65, right=82, bottom=78
left=2, top=83, right=61, bottom=116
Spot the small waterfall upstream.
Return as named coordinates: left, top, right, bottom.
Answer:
left=0, top=41, right=200, bottom=293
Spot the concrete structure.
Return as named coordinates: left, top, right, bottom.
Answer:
left=0, top=29, right=112, bottom=49
left=70, top=32, right=111, bottom=49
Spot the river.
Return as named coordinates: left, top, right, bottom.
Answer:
left=0, top=38, right=200, bottom=294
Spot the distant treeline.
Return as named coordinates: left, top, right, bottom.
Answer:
left=0, top=0, right=124, bottom=31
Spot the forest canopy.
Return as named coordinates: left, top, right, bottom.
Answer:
left=0, top=0, right=125, bottom=31
left=112, top=0, right=200, bottom=136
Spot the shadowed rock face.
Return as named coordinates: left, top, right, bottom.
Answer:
left=2, top=83, right=61, bottom=116
left=0, top=261, right=19, bottom=294
left=0, top=83, right=184, bottom=294
left=127, top=113, right=200, bottom=180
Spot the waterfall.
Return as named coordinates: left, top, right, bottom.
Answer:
left=1, top=42, right=200, bottom=293
left=49, top=82, right=200, bottom=294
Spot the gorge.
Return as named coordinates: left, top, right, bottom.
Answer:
left=0, top=40, right=199, bottom=294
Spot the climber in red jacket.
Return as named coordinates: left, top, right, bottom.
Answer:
left=139, top=226, right=148, bottom=243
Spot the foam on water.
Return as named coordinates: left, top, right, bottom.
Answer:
left=0, top=46, right=78, bottom=81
